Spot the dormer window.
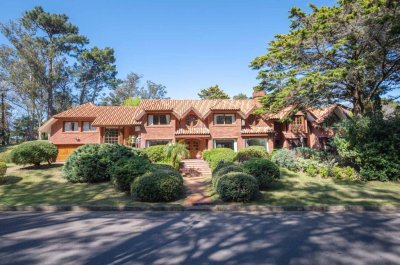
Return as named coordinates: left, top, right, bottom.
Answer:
left=148, top=114, right=171, bottom=125
left=293, top=116, right=303, bottom=126
left=214, top=114, right=235, bottom=125
left=186, top=115, right=198, bottom=127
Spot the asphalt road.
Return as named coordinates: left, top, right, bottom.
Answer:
left=0, top=211, right=400, bottom=265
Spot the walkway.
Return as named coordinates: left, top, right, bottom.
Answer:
left=180, top=159, right=213, bottom=205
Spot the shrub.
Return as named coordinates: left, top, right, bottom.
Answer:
left=333, top=166, right=359, bottom=181
left=0, top=162, right=7, bottom=177
left=243, top=158, right=280, bottom=189
left=216, top=172, right=259, bottom=202
left=131, top=170, right=184, bottom=202
left=319, top=166, right=330, bottom=178
left=143, top=145, right=169, bottom=163
left=0, top=145, right=15, bottom=163
left=150, top=163, right=176, bottom=172
left=271, top=149, right=297, bottom=170
left=234, top=146, right=267, bottom=163
left=305, top=164, right=318, bottom=177
left=165, top=142, right=189, bottom=169
left=203, top=148, right=236, bottom=170
left=109, top=156, right=151, bottom=192
left=10, top=141, right=58, bottom=167
left=63, top=144, right=148, bottom=183
left=295, top=157, right=321, bottom=172
left=212, top=164, right=243, bottom=188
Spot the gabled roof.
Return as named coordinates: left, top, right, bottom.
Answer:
left=307, top=104, right=350, bottom=124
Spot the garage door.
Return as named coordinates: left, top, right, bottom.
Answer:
left=56, top=145, right=81, bottom=161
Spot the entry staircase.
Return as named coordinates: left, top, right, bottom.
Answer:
left=180, top=159, right=212, bottom=177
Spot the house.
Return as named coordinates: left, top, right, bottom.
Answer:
left=39, top=91, right=350, bottom=161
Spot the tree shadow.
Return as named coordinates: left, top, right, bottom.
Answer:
left=20, top=163, right=63, bottom=171
left=0, top=175, right=23, bottom=185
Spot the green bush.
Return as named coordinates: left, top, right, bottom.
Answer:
left=143, top=145, right=169, bottom=163
left=243, top=158, right=280, bottom=189
left=333, top=166, right=359, bottom=181
left=63, top=144, right=148, bottom=183
left=271, top=149, right=297, bottom=170
left=150, top=163, right=176, bottom=172
left=305, top=164, right=318, bottom=177
left=109, top=156, right=151, bottom=192
left=203, top=148, right=236, bottom=170
left=212, top=164, right=243, bottom=188
left=131, top=170, right=184, bottom=202
left=234, top=146, right=267, bottom=163
left=0, top=162, right=7, bottom=177
left=295, top=157, right=321, bottom=172
left=319, top=166, right=330, bottom=178
left=10, top=141, right=58, bottom=167
left=216, top=172, right=259, bottom=202
left=333, top=116, right=400, bottom=181
left=0, top=145, right=15, bottom=163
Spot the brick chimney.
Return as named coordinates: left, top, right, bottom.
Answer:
left=252, top=90, right=266, bottom=99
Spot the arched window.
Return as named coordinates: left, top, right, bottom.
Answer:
left=186, top=115, right=198, bottom=127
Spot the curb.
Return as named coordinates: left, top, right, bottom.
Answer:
left=1, top=204, right=399, bottom=213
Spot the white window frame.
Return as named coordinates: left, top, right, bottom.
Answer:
left=214, top=114, right=235, bottom=125
left=63, top=121, right=79, bottom=132
left=213, top=139, right=237, bottom=152
left=245, top=138, right=268, bottom=153
left=148, top=114, right=171, bottom=126
left=82, top=121, right=96, bottom=132
left=145, top=139, right=172, bottom=147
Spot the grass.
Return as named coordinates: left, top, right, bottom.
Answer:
left=257, top=168, right=400, bottom=206
left=1, top=164, right=400, bottom=206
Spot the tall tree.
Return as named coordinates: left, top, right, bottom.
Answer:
left=102, top=72, right=167, bottom=105
left=74, top=47, right=118, bottom=104
left=233, top=93, right=248, bottom=100
left=0, top=6, right=88, bottom=117
left=250, top=0, right=400, bottom=116
left=198, top=85, right=230, bottom=99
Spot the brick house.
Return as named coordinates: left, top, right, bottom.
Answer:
left=39, top=93, right=349, bottom=161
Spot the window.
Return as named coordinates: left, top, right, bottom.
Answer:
left=214, top=114, right=235, bottom=125
left=293, top=116, right=303, bottom=125
left=185, top=115, right=198, bottom=127
left=245, top=138, right=267, bottom=150
left=146, top=140, right=171, bottom=147
left=214, top=139, right=236, bottom=151
left=247, top=115, right=261, bottom=126
left=82, top=122, right=96, bottom=132
left=148, top=114, right=171, bottom=125
left=104, top=128, right=119, bottom=144
left=64, top=122, right=79, bottom=132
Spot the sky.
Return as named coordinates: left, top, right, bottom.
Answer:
left=0, top=0, right=337, bottom=99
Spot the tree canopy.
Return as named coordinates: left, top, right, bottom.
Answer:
left=198, top=85, right=230, bottom=99
left=233, top=93, right=248, bottom=100
left=251, top=0, right=400, bottom=116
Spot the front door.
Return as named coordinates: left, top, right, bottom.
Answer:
left=186, top=140, right=200, bottom=158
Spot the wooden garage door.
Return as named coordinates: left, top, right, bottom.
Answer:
left=56, top=145, right=81, bottom=161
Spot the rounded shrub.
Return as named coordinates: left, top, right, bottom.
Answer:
left=131, top=170, right=184, bottom=202
left=234, top=146, right=267, bottom=163
left=216, top=172, right=259, bottom=202
left=143, top=145, right=169, bottom=163
left=150, top=163, right=176, bottom=172
left=202, top=148, right=236, bottom=170
left=10, top=141, right=58, bottom=167
left=63, top=144, right=148, bottom=183
left=271, top=149, right=297, bottom=170
left=212, top=164, right=243, bottom=188
left=0, top=162, right=7, bottom=177
left=109, top=156, right=151, bottom=192
left=243, top=158, right=280, bottom=189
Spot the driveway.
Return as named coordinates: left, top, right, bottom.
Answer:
left=0, top=211, right=399, bottom=264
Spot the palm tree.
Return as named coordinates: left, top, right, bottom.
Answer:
left=164, top=142, right=189, bottom=169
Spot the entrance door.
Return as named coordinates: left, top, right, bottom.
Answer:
left=186, top=140, right=200, bottom=158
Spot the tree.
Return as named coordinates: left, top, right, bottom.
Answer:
left=102, top=72, right=167, bottom=105
left=198, top=85, right=230, bottom=99
left=123, top=96, right=140, bottom=106
left=233, top=93, right=248, bottom=100
left=74, top=47, right=118, bottom=104
left=164, top=142, right=189, bottom=169
left=250, top=0, right=400, bottom=116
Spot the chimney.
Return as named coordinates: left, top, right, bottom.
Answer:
left=252, top=90, right=266, bottom=99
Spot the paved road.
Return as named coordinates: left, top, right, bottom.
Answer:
left=0, top=211, right=400, bottom=265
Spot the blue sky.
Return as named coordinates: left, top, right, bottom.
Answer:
left=1, top=0, right=337, bottom=99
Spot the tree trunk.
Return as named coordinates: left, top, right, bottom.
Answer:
left=0, top=93, right=5, bottom=146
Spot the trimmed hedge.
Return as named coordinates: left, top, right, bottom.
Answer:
left=0, top=162, right=7, bottom=177
left=131, top=170, right=184, bottom=202
left=63, top=144, right=148, bottom=183
left=203, top=148, right=236, bottom=170
left=109, top=156, right=151, bottom=192
left=216, top=172, right=258, bottom=202
left=234, top=146, right=267, bottom=163
left=10, top=141, right=58, bottom=167
left=143, top=145, right=169, bottom=163
left=150, top=163, right=176, bottom=172
left=243, top=158, right=280, bottom=189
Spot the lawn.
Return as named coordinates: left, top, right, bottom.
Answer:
left=1, top=164, right=400, bottom=206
